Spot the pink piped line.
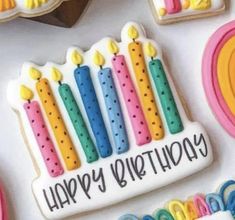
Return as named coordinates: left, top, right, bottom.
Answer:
left=193, top=194, right=211, bottom=217
left=202, top=20, right=235, bottom=137
left=0, top=183, right=8, bottom=220
left=164, top=0, right=181, bottom=14
left=112, top=55, right=151, bottom=146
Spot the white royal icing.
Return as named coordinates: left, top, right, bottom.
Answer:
left=7, top=22, right=213, bottom=219
left=0, top=0, right=68, bottom=22
left=198, top=211, right=234, bottom=220
left=151, top=0, right=225, bottom=23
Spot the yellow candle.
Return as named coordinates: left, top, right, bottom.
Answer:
left=29, top=67, right=80, bottom=171
left=128, top=26, right=164, bottom=140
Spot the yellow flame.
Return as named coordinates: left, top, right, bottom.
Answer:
left=29, top=67, right=42, bottom=80
left=93, top=51, right=105, bottom=66
left=51, top=67, right=62, bottom=82
left=71, top=50, right=83, bottom=65
left=108, top=40, right=119, bottom=54
left=128, top=26, right=139, bottom=40
left=145, top=42, right=157, bottom=58
left=20, top=85, right=34, bottom=101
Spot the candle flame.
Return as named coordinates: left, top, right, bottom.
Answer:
left=20, top=85, right=34, bottom=101
left=29, top=67, right=42, bottom=80
left=93, top=50, right=105, bottom=67
left=108, top=40, right=119, bottom=55
left=145, top=42, right=157, bottom=58
left=71, top=50, right=83, bottom=65
left=51, top=67, right=62, bottom=82
left=128, top=26, right=139, bottom=40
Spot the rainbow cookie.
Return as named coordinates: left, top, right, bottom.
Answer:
left=149, top=0, right=225, bottom=24
left=0, top=0, right=69, bottom=22
left=119, top=180, right=235, bottom=220
left=7, top=22, right=213, bottom=219
left=202, top=20, right=235, bottom=138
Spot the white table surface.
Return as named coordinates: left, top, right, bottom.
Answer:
left=0, top=0, right=235, bottom=219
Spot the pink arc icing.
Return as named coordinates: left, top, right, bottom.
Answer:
left=202, top=20, right=235, bottom=137
left=24, top=101, right=64, bottom=177
left=0, top=183, right=8, bottom=220
left=164, top=0, right=181, bottom=14
left=111, top=55, right=151, bottom=146
left=194, top=195, right=211, bottom=217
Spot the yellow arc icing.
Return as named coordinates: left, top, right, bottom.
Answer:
left=158, top=8, right=167, bottom=16
left=168, top=200, right=189, bottom=220
left=190, top=0, right=211, bottom=10
left=51, top=67, right=62, bottom=82
left=71, top=50, right=83, bottom=65
left=108, top=40, right=119, bottom=55
left=145, top=42, right=157, bottom=58
left=217, top=36, right=235, bottom=115
left=128, top=26, right=139, bottom=40
left=93, top=51, right=105, bottom=66
left=182, top=0, right=190, bottom=9
left=0, top=0, right=16, bottom=12
left=20, top=85, right=34, bottom=101
left=24, top=0, right=48, bottom=9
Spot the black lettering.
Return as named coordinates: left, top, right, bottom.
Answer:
left=92, top=168, right=106, bottom=193
left=55, top=183, right=70, bottom=208
left=183, top=138, right=198, bottom=161
left=110, top=159, right=127, bottom=188
left=166, top=141, right=182, bottom=166
left=63, top=178, right=77, bottom=204
left=155, top=148, right=171, bottom=172
left=142, top=150, right=157, bottom=174
left=77, top=173, right=91, bottom=199
left=195, top=133, right=208, bottom=157
left=43, top=187, right=59, bottom=212
left=130, top=155, right=146, bottom=180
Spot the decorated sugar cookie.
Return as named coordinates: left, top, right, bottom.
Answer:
left=202, top=20, right=235, bottom=138
left=119, top=179, right=235, bottom=220
left=7, top=22, right=213, bottom=219
left=149, top=0, right=225, bottom=24
left=0, top=0, right=68, bottom=22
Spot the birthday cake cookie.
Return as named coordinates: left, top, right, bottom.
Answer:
left=119, top=179, right=235, bottom=220
left=149, top=0, right=225, bottom=24
left=7, top=22, right=213, bottom=219
left=0, top=0, right=68, bottom=22
left=202, top=20, right=235, bottom=138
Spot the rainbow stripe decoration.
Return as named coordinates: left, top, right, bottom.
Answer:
left=203, top=20, right=235, bottom=138
left=119, top=179, right=235, bottom=220
left=7, top=22, right=213, bottom=219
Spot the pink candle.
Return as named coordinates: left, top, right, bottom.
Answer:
left=21, top=85, right=64, bottom=177
left=111, top=54, right=151, bottom=145
left=164, top=0, right=181, bottom=14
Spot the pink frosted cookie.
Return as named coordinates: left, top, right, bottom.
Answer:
left=149, top=0, right=225, bottom=24
left=8, top=22, right=213, bottom=219
left=202, top=20, right=235, bottom=137
left=0, top=183, right=8, bottom=220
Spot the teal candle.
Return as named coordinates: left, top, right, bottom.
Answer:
left=149, top=59, right=183, bottom=134
left=59, top=83, right=99, bottom=163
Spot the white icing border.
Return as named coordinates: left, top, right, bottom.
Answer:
left=198, top=211, right=234, bottom=220
left=0, top=0, right=69, bottom=22
left=7, top=22, right=213, bottom=219
left=151, top=0, right=225, bottom=23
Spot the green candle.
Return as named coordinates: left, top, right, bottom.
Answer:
left=149, top=59, right=183, bottom=134
left=52, top=67, right=99, bottom=163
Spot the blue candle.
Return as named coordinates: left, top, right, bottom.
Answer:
left=98, top=67, right=129, bottom=154
left=74, top=65, right=112, bottom=158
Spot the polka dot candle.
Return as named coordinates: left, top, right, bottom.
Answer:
left=94, top=51, right=129, bottom=154
left=51, top=67, right=99, bottom=163
left=145, top=43, right=183, bottom=134
left=29, top=67, right=80, bottom=171
left=128, top=26, right=164, bottom=140
left=20, top=85, right=64, bottom=177
left=108, top=40, right=151, bottom=146
left=72, top=51, right=112, bottom=158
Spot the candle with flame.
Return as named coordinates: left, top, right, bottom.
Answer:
left=20, top=85, right=64, bottom=177
left=93, top=50, right=129, bottom=154
left=0, top=0, right=16, bottom=12
left=72, top=50, right=112, bottom=158
left=128, top=26, right=164, bottom=140
left=108, top=40, right=151, bottom=145
left=145, top=42, right=183, bottom=134
left=51, top=67, right=99, bottom=163
left=29, top=67, right=80, bottom=170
